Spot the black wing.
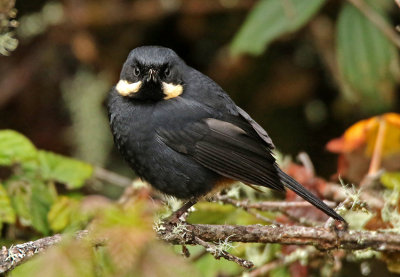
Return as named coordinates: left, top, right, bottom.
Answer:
left=157, top=117, right=284, bottom=191
left=157, top=115, right=345, bottom=222
left=236, top=107, right=275, bottom=149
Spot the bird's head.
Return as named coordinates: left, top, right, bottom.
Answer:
left=115, top=46, right=186, bottom=101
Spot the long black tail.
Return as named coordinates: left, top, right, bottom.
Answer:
left=276, top=167, right=345, bottom=222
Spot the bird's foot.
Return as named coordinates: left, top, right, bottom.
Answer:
left=166, top=197, right=198, bottom=225
left=325, top=216, right=349, bottom=245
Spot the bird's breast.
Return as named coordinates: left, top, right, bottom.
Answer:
left=107, top=89, right=225, bottom=198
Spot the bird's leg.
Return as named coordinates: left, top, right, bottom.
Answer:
left=167, top=197, right=198, bottom=224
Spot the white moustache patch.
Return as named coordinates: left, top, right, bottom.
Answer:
left=162, top=82, right=183, bottom=100
left=116, top=80, right=142, bottom=96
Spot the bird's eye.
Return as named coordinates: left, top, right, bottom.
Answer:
left=133, top=67, right=140, bottom=76
left=164, top=67, right=171, bottom=77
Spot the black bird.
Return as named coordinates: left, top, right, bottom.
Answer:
left=107, top=46, right=345, bottom=222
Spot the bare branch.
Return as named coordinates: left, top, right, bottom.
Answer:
left=2, top=219, right=400, bottom=273
left=214, top=195, right=339, bottom=226
left=248, top=259, right=284, bottom=277
left=64, top=0, right=255, bottom=27
left=93, top=167, right=132, bottom=187
left=215, top=195, right=337, bottom=212
left=297, top=152, right=315, bottom=176
left=0, top=230, right=89, bottom=274
left=367, top=117, right=386, bottom=175
left=248, top=246, right=319, bottom=277
left=214, top=195, right=280, bottom=224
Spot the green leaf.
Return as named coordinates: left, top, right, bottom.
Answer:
left=0, top=130, right=37, bottom=166
left=245, top=243, right=281, bottom=267
left=336, top=3, right=400, bottom=112
left=381, top=172, right=400, bottom=189
left=344, top=210, right=373, bottom=230
left=8, top=177, right=55, bottom=233
left=48, top=196, right=73, bottom=232
left=187, top=202, right=236, bottom=224
left=0, top=184, right=16, bottom=231
left=230, top=0, right=326, bottom=55
left=38, top=150, right=93, bottom=189
left=7, top=178, right=32, bottom=226
left=48, top=196, right=81, bottom=232
left=194, top=250, right=241, bottom=277
left=270, top=266, right=290, bottom=277
left=30, top=180, right=55, bottom=235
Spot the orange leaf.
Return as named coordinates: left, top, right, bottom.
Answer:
left=326, top=113, right=400, bottom=157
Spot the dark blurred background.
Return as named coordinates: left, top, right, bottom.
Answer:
left=1, top=0, right=399, bottom=179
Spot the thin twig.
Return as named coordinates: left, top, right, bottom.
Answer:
left=347, top=0, right=400, bottom=48
left=248, top=246, right=319, bottom=277
left=181, top=245, right=190, bottom=258
left=215, top=195, right=337, bottom=226
left=194, top=237, right=254, bottom=269
left=214, top=196, right=279, bottom=224
left=64, top=0, right=254, bottom=27
left=93, top=167, right=132, bottom=187
left=245, top=200, right=338, bottom=211
left=247, top=259, right=283, bottom=277
left=242, top=207, right=278, bottom=224
left=297, top=152, right=315, bottom=176
left=189, top=249, right=208, bottom=262
left=216, top=195, right=337, bottom=212
left=280, top=211, right=319, bottom=227
left=368, top=116, right=386, bottom=175
left=322, top=182, right=384, bottom=210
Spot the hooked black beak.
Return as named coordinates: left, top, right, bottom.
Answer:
left=146, top=69, right=158, bottom=83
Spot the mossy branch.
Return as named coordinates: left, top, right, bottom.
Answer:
left=157, top=221, right=400, bottom=252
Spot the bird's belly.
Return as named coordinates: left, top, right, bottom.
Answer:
left=119, top=135, right=220, bottom=199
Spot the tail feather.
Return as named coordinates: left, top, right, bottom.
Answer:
left=276, top=167, right=345, bottom=222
